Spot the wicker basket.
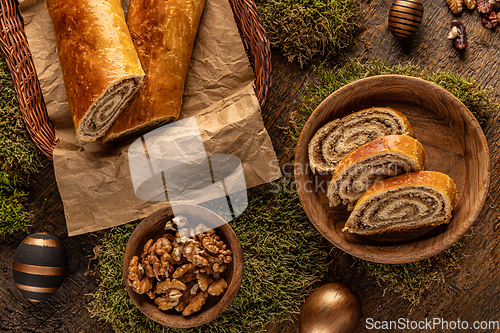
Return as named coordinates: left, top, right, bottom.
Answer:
left=0, top=0, right=272, bottom=160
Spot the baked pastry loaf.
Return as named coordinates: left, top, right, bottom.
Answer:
left=46, top=0, right=145, bottom=142
left=342, top=171, right=458, bottom=235
left=327, top=135, right=425, bottom=210
left=102, top=0, right=206, bottom=144
left=308, top=107, right=414, bottom=173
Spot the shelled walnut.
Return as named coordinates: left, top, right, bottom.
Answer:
left=477, top=0, right=494, bottom=14
left=447, top=0, right=464, bottom=14
left=128, top=256, right=153, bottom=294
left=127, top=216, right=233, bottom=316
left=482, top=10, right=498, bottom=28
left=464, top=0, right=476, bottom=9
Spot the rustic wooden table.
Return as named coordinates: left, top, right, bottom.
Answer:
left=2, top=0, right=500, bottom=332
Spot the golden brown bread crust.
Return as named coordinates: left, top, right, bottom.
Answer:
left=102, top=0, right=206, bottom=144
left=327, top=135, right=426, bottom=210
left=331, top=135, right=425, bottom=179
left=358, top=171, right=458, bottom=207
left=308, top=107, right=414, bottom=173
left=342, top=171, right=458, bottom=235
left=46, top=0, right=145, bottom=142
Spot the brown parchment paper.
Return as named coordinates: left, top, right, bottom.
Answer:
left=20, top=0, right=281, bottom=236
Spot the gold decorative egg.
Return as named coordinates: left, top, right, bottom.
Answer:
left=389, top=0, right=424, bottom=39
left=299, top=282, right=362, bottom=333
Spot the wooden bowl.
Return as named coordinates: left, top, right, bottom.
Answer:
left=123, top=204, right=244, bottom=328
left=294, top=75, right=490, bottom=264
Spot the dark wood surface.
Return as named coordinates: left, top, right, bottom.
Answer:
left=2, top=0, right=500, bottom=332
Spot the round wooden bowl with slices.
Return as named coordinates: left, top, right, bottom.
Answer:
left=123, top=204, right=244, bottom=328
left=294, top=75, right=490, bottom=264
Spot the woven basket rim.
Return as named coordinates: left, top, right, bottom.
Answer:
left=0, top=0, right=272, bottom=160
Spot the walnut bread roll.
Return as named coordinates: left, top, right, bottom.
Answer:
left=102, top=0, right=206, bottom=144
left=308, top=107, right=414, bottom=173
left=342, top=171, right=458, bottom=235
left=46, top=0, right=145, bottom=142
left=327, top=135, right=425, bottom=211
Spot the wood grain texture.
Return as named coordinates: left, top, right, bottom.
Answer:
left=3, top=0, right=500, bottom=331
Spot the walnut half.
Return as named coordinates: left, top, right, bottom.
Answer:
left=447, top=0, right=463, bottom=14
left=128, top=256, right=153, bottom=294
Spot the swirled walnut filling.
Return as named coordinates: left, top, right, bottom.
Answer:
left=322, top=114, right=403, bottom=164
left=77, top=76, right=142, bottom=141
left=346, top=186, right=451, bottom=235
left=328, top=153, right=419, bottom=210
left=308, top=108, right=412, bottom=173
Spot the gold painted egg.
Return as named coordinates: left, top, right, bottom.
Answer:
left=299, top=282, right=362, bottom=333
left=389, top=0, right=424, bottom=39
left=12, top=233, right=67, bottom=303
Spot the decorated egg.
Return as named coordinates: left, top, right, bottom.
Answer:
left=299, top=282, right=362, bottom=333
left=388, top=0, right=424, bottom=39
left=12, top=233, right=67, bottom=303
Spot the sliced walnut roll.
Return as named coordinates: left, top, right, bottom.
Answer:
left=46, top=0, right=145, bottom=142
left=342, top=171, right=458, bottom=235
left=102, top=0, right=206, bottom=144
left=308, top=107, right=414, bottom=173
left=327, top=135, right=425, bottom=210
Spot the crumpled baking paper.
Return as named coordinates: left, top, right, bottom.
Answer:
left=19, top=0, right=281, bottom=236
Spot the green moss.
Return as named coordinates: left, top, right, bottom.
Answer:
left=0, top=55, right=43, bottom=190
left=356, top=233, right=472, bottom=304
left=256, top=0, right=358, bottom=67
left=89, top=177, right=333, bottom=333
left=291, top=59, right=497, bottom=141
left=0, top=189, right=32, bottom=237
left=0, top=54, right=44, bottom=237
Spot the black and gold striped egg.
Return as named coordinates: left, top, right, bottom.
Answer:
left=12, top=233, right=67, bottom=303
left=388, top=0, right=424, bottom=39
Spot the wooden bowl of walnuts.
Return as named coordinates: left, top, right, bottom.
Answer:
left=123, top=204, right=244, bottom=328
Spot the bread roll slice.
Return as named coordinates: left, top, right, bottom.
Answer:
left=342, top=171, right=458, bottom=235
left=46, top=0, right=145, bottom=142
left=327, top=135, right=425, bottom=210
left=102, top=0, right=206, bottom=144
left=308, top=107, right=414, bottom=173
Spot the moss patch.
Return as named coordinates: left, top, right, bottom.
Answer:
left=256, top=0, right=358, bottom=67
left=356, top=233, right=472, bottom=305
left=89, top=178, right=334, bottom=333
left=0, top=54, right=44, bottom=237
